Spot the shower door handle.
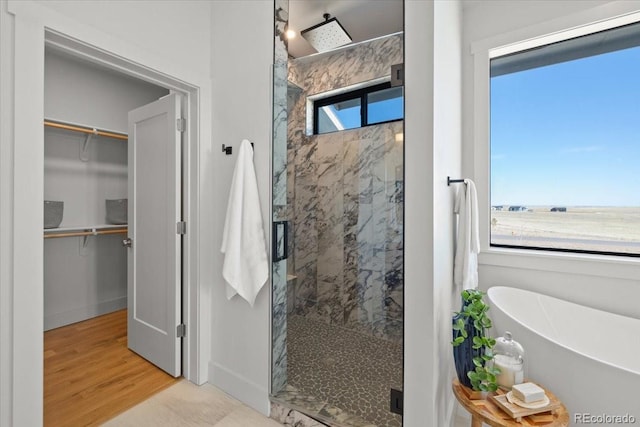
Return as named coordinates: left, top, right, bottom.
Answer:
left=272, top=221, right=288, bottom=262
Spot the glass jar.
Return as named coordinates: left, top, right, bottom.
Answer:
left=493, top=331, right=524, bottom=390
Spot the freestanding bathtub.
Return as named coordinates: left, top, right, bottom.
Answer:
left=487, top=286, right=640, bottom=427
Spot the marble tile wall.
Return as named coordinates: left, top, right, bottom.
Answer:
left=287, top=34, right=404, bottom=343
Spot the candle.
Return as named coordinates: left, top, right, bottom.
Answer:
left=493, top=354, right=524, bottom=389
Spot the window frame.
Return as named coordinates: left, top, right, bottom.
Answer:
left=470, top=6, right=640, bottom=277
left=488, top=21, right=640, bottom=258
left=312, top=82, right=403, bottom=134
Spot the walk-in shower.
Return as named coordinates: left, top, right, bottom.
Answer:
left=271, top=1, right=404, bottom=426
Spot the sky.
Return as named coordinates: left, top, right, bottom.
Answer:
left=320, top=91, right=403, bottom=132
left=490, top=45, right=640, bottom=207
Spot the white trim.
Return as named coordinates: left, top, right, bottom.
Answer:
left=470, top=1, right=640, bottom=55
left=44, top=297, right=127, bottom=331
left=208, top=361, right=271, bottom=416
left=471, top=1, right=640, bottom=280
left=490, top=10, right=640, bottom=58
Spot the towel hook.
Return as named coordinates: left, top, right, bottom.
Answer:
left=222, top=143, right=255, bottom=156
left=447, top=176, right=465, bottom=186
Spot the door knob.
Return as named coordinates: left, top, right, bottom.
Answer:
left=122, top=237, right=132, bottom=248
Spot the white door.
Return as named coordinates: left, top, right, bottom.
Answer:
left=127, top=93, right=182, bottom=377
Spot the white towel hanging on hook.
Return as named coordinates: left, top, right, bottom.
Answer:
left=453, top=178, right=480, bottom=290
left=221, top=139, right=269, bottom=306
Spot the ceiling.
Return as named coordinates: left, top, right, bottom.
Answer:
left=287, top=0, right=403, bottom=58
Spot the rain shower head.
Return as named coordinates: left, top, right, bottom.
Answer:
left=301, top=13, right=352, bottom=53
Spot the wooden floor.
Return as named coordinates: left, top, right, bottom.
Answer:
left=44, top=309, right=180, bottom=427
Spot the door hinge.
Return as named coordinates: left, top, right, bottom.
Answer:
left=177, top=324, right=186, bottom=338
left=176, top=118, right=185, bottom=132
left=177, top=221, right=186, bottom=235
left=390, top=388, right=403, bottom=415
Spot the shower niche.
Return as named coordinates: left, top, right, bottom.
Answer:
left=270, top=1, right=405, bottom=426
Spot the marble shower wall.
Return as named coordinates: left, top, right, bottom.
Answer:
left=287, top=34, right=404, bottom=343
left=271, top=0, right=289, bottom=396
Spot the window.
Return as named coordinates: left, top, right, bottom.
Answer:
left=314, top=83, right=403, bottom=134
left=490, top=21, right=640, bottom=256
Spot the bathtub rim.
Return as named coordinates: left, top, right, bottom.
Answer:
left=486, top=285, right=640, bottom=377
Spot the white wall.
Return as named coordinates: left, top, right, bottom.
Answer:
left=404, top=1, right=464, bottom=425
left=0, top=1, right=213, bottom=425
left=403, top=0, right=436, bottom=424
left=207, top=1, right=273, bottom=415
left=0, top=1, right=16, bottom=424
left=432, top=1, right=462, bottom=425
left=462, top=0, right=640, bottom=323
left=45, top=50, right=168, bottom=133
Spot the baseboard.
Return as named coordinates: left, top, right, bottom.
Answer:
left=208, top=361, right=270, bottom=416
left=44, top=296, right=127, bottom=331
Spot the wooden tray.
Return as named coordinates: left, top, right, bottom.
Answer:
left=491, top=392, right=562, bottom=423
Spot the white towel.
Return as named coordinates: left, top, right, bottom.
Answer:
left=221, top=140, right=269, bottom=306
left=454, top=178, right=480, bottom=290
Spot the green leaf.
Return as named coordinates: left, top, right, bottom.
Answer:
left=472, top=336, right=483, bottom=346
left=487, top=383, right=499, bottom=392
left=472, top=357, right=483, bottom=368
left=461, top=329, right=468, bottom=339
left=489, top=366, right=501, bottom=376
left=452, top=336, right=464, bottom=346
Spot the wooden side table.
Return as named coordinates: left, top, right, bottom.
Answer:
left=452, top=379, right=569, bottom=427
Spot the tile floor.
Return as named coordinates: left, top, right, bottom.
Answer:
left=276, top=315, right=403, bottom=427
left=103, top=380, right=282, bottom=427
left=104, top=378, right=472, bottom=427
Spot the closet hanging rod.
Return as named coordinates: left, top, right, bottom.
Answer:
left=44, top=120, right=128, bottom=141
left=44, top=227, right=128, bottom=239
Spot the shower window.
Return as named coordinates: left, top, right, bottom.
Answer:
left=314, top=82, right=403, bottom=134
left=490, top=20, right=640, bottom=257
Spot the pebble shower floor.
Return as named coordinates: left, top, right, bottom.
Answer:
left=283, top=315, right=403, bottom=427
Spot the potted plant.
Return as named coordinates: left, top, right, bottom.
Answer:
left=451, top=289, right=500, bottom=392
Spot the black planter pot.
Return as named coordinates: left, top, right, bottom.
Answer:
left=452, top=300, right=483, bottom=389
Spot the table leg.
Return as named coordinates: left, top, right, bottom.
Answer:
left=471, top=415, right=482, bottom=427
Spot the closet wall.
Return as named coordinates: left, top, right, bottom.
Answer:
left=44, top=50, right=169, bottom=331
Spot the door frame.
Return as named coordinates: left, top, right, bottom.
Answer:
left=43, top=30, right=201, bottom=379
left=5, top=2, right=210, bottom=423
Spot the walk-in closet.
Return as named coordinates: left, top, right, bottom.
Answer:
left=43, top=47, right=177, bottom=426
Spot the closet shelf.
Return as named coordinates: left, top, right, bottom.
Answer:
left=44, top=119, right=128, bottom=141
left=44, top=224, right=128, bottom=239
